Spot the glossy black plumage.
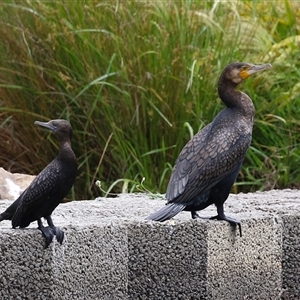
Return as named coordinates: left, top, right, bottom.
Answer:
left=0, top=119, right=77, bottom=247
left=147, top=62, right=272, bottom=235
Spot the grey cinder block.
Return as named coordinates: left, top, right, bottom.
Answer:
left=281, top=215, right=300, bottom=299
left=128, top=221, right=208, bottom=299
left=0, top=225, right=128, bottom=300
left=1, top=189, right=300, bottom=299
left=206, top=218, right=282, bottom=299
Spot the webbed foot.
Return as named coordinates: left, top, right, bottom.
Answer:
left=192, top=213, right=213, bottom=220
left=45, top=216, right=64, bottom=245
left=38, top=225, right=55, bottom=248
left=51, top=227, right=64, bottom=245
left=210, top=214, right=242, bottom=237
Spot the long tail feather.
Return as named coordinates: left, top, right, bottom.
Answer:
left=0, top=210, right=14, bottom=222
left=146, top=203, right=186, bottom=222
left=0, top=196, right=22, bottom=223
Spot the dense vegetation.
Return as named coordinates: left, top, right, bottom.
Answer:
left=0, top=1, right=299, bottom=200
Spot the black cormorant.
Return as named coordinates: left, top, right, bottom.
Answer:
left=0, top=119, right=77, bottom=248
left=146, top=62, right=272, bottom=236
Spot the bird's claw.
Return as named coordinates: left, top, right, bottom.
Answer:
left=193, top=213, right=242, bottom=237
left=209, top=214, right=242, bottom=237
left=39, top=226, right=55, bottom=248
left=39, top=225, right=65, bottom=248
left=52, top=227, right=64, bottom=245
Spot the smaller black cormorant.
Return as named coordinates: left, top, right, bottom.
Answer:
left=146, top=62, right=272, bottom=236
left=0, top=119, right=77, bottom=248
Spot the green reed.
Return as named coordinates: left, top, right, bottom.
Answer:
left=0, top=1, right=299, bottom=199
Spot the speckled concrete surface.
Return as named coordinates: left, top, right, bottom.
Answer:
left=0, top=189, right=300, bottom=299
left=281, top=215, right=300, bottom=299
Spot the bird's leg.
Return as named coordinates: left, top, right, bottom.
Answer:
left=37, top=218, right=54, bottom=248
left=210, top=205, right=242, bottom=237
left=191, top=211, right=216, bottom=220
left=192, top=213, right=216, bottom=220
left=45, top=216, right=64, bottom=245
left=191, top=211, right=201, bottom=219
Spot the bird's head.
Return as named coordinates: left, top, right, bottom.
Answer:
left=223, top=62, right=272, bottom=85
left=34, top=119, right=73, bottom=140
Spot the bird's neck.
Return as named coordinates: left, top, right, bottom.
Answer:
left=58, top=140, right=76, bottom=162
left=218, top=78, right=255, bottom=121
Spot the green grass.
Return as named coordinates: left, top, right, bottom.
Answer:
left=0, top=1, right=299, bottom=200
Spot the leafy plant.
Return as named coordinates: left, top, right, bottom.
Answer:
left=0, top=1, right=299, bottom=200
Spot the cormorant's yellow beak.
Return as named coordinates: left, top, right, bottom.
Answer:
left=240, top=63, right=272, bottom=79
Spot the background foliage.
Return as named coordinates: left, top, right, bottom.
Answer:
left=0, top=0, right=300, bottom=200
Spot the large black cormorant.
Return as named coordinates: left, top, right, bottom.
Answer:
left=0, top=119, right=77, bottom=247
left=146, top=62, right=272, bottom=236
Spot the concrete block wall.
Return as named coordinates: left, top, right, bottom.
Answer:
left=282, top=215, right=300, bottom=299
left=0, top=190, right=300, bottom=299
left=0, top=225, right=128, bottom=299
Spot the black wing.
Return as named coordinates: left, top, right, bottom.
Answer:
left=166, top=115, right=251, bottom=205
left=12, top=161, right=60, bottom=228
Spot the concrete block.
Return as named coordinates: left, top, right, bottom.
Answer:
left=1, top=189, right=300, bottom=299
left=0, top=224, right=128, bottom=299
left=0, top=229, right=53, bottom=300
left=281, top=215, right=300, bottom=299
left=128, top=221, right=208, bottom=299
left=206, top=218, right=282, bottom=299
left=127, top=218, right=283, bottom=300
